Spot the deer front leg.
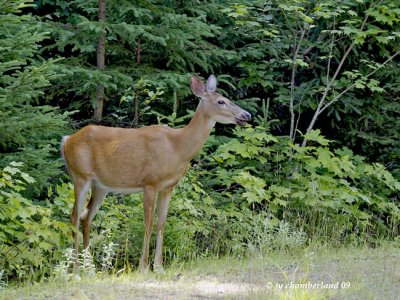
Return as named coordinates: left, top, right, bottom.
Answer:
left=139, top=186, right=156, bottom=273
left=154, top=187, right=174, bottom=272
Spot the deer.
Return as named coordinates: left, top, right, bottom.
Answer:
left=61, top=74, right=251, bottom=272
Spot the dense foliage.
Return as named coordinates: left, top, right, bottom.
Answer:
left=0, top=0, right=70, bottom=195
left=1, top=0, right=399, bottom=284
left=0, top=162, right=71, bottom=281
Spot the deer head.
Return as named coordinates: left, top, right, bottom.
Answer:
left=190, top=75, right=251, bottom=126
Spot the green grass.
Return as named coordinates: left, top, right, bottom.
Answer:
left=1, top=243, right=399, bottom=299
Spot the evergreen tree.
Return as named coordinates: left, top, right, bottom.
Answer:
left=36, top=0, right=234, bottom=125
left=0, top=0, right=70, bottom=195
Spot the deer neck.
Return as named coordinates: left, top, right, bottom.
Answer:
left=176, top=100, right=215, bottom=161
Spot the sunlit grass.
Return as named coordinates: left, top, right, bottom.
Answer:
left=1, top=242, right=399, bottom=299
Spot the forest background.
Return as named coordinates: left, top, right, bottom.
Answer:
left=1, top=0, right=399, bottom=284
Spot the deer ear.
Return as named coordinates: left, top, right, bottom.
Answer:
left=190, top=76, right=205, bottom=97
left=205, top=75, right=217, bottom=92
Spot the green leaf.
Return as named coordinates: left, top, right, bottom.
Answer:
left=3, top=166, right=20, bottom=176
left=21, top=173, right=35, bottom=184
left=303, top=129, right=330, bottom=146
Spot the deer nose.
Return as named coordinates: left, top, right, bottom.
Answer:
left=242, top=111, right=252, bottom=121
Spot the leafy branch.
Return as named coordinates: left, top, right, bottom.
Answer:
left=301, top=0, right=393, bottom=146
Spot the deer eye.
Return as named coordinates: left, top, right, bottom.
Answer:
left=217, top=100, right=226, bottom=105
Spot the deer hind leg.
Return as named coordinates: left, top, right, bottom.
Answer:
left=81, top=182, right=108, bottom=249
left=139, top=186, right=157, bottom=273
left=154, top=186, right=174, bottom=272
left=70, top=178, right=91, bottom=267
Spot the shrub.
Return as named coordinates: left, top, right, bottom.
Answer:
left=0, top=162, right=72, bottom=282
left=208, top=126, right=400, bottom=243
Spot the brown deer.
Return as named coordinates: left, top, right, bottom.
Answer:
left=61, top=75, right=251, bottom=272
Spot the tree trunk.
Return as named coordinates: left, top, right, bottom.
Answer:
left=93, top=0, right=106, bottom=122
left=136, top=38, right=141, bottom=65
left=132, top=38, right=141, bottom=128
left=133, top=95, right=139, bottom=128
